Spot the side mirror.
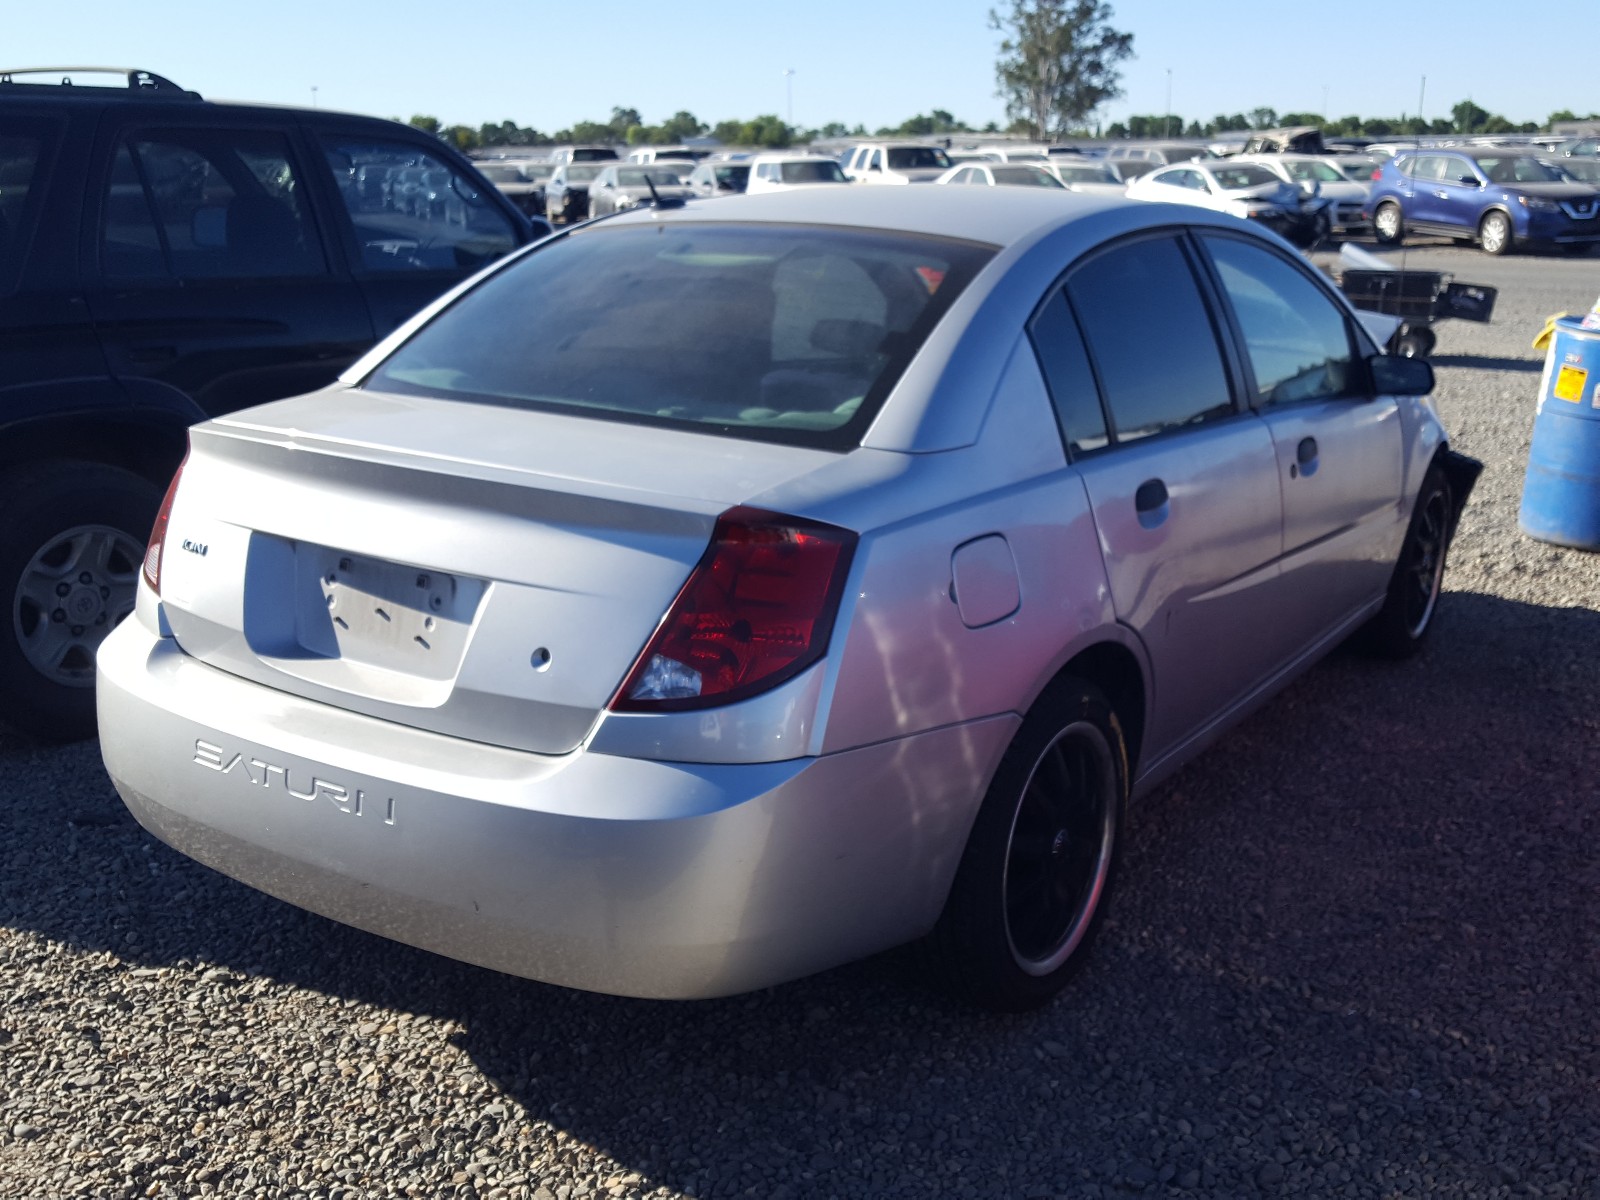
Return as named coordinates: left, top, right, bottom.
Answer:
left=1458, top=174, right=1479, bottom=187
left=1369, top=353, right=1435, bottom=396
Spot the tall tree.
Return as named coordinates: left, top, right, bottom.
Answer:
left=990, top=0, right=1133, bottom=139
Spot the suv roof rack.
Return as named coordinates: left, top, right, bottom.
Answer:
left=0, top=67, right=201, bottom=100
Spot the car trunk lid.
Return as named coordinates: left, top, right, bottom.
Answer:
left=156, top=386, right=843, bottom=754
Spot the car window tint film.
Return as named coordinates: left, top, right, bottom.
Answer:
left=319, top=137, right=516, bottom=273
left=1201, top=235, right=1356, bottom=406
left=1065, top=236, right=1232, bottom=443
left=0, top=132, right=43, bottom=275
left=1029, top=293, right=1109, bottom=457
left=365, top=222, right=994, bottom=451
left=112, top=131, right=328, bottom=280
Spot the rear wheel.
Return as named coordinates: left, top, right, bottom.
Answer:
left=1362, top=463, right=1452, bottom=658
left=1479, top=210, right=1513, bottom=256
left=926, top=677, right=1128, bottom=1011
left=0, top=463, right=161, bottom=741
left=1373, top=202, right=1404, bottom=245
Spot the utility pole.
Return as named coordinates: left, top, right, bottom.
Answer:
left=1164, top=69, right=1172, bottom=138
left=311, top=86, right=318, bottom=109
left=784, top=69, right=795, bottom=128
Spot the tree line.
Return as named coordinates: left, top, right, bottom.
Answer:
left=405, top=0, right=1596, bottom=154
left=403, top=108, right=1011, bottom=152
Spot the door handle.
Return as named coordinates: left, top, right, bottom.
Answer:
left=1292, top=436, right=1319, bottom=478
left=1134, top=478, right=1169, bottom=528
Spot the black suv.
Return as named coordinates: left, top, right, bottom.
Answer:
left=0, top=68, right=549, bottom=740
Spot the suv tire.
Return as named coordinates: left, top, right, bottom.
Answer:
left=1479, top=210, right=1514, bottom=256
left=0, top=463, right=162, bottom=741
left=1373, top=202, right=1404, bottom=246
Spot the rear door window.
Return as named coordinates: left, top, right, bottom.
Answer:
left=100, top=129, right=327, bottom=280
left=0, top=125, right=49, bottom=283
left=1064, top=235, right=1234, bottom=443
left=319, top=137, right=516, bottom=273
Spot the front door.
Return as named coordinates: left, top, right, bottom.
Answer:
left=1197, top=232, right=1404, bottom=642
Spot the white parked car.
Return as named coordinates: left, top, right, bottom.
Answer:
left=1040, top=160, right=1128, bottom=195
left=745, top=154, right=851, bottom=193
left=841, top=143, right=953, bottom=184
left=935, top=162, right=1065, bottom=189
left=1126, top=160, right=1327, bottom=246
left=1230, top=154, right=1371, bottom=234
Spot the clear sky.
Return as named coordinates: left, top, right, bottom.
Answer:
left=3, top=0, right=1577, bottom=135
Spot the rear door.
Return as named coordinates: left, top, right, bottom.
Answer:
left=311, top=131, right=523, bottom=336
left=84, top=113, right=374, bottom=417
left=0, top=107, right=118, bottom=413
left=1197, top=231, right=1403, bottom=640
left=1031, top=232, right=1285, bottom=761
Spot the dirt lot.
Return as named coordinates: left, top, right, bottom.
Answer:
left=1, top=244, right=1597, bottom=1199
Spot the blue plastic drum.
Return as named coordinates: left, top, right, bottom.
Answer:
left=1520, top=317, right=1600, bottom=549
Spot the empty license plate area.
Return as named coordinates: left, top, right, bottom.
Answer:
left=296, top=543, right=487, bottom=681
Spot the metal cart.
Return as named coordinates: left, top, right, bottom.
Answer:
left=1329, top=245, right=1497, bottom=358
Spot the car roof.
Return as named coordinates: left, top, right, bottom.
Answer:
left=599, top=183, right=1130, bottom=247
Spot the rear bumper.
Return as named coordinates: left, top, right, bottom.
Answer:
left=97, top=620, right=1013, bottom=999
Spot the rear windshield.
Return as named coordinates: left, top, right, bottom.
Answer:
left=618, top=167, right=685, bottom=186
left=366, top=221, right=995, bottom=450
left=1212, top=165, right=1277, bottom=190
left=780, top=161, right=846, bottom=183
left=887, top=147, right=952, bottom=170
left=993, top=165, right=1062, bottom=187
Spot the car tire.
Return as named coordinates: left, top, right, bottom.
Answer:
left=925, top=676, right=1128, bottom=1012
left=1392, top=326, right=1436, bottom=359
left=1479, top=210, right=1513, bottom=256
left=0, top=462, right=161, bottom=742
left=1373, top=202, right=1404, bottom=245
left=1361, top=462, right=1453, bottom=659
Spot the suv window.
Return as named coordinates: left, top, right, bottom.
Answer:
left=1064, top=235, right=1233, bottom=443
left=0, top=130, right=44, bottom=274
left=102, top=129, right=326, bottom=280
left=1201, top=234, right=1356, bottom=406
left=320, top=137, right=515, bottom=273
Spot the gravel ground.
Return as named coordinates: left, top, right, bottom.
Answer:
left=2, top=244, right=1598, bottom=1200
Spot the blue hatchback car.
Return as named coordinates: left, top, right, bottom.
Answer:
left=1367, top=149, right=1600, bottom=255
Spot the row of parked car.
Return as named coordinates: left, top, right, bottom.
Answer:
left=476, top=132, right=1600, bottom=257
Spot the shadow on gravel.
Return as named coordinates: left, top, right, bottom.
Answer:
left=2, top=588, right=1597, bottom=1196
left=1429, top=354, right=1542, bottom=373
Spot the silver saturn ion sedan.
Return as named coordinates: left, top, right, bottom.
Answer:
left=98, top=187, right=1478, bottom=1011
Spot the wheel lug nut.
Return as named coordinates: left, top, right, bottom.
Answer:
left=100, top=587, right=110, bottom=599
left=79, top=572, right=93, bottom=585
left=95, top=614, right=107, bottom=625
left=56, top=582, right=71, bottom=597
left=70, top=625, right=84, bottom=636
left=52, top=609, right=66, bottom=623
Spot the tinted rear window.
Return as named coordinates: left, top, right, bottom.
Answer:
left=0, top=131, right=44, bottom=276
left=366, top=222, right=995, bottom=450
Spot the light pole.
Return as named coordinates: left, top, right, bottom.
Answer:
left=783, top=68, right=795, bottom=127
left=311, top=86, right=318, bottom=109
left=1163, top=69, right=1172, bottom=138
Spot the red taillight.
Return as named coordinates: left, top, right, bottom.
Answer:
left=1371, top=168, right=1381, bottom=180
left=142, top=455, right=188, bottom=595
left=610, top=506, right=857, bottom=712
